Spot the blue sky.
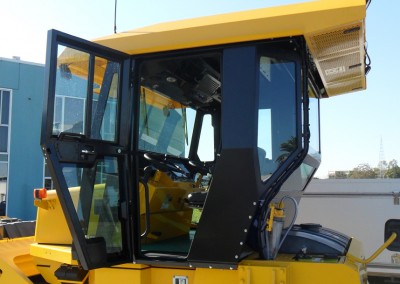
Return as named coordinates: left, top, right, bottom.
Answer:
left=0, top=0, right=399, bottom=178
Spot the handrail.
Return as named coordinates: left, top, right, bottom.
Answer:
left=347, top=233, right=397, bottom=264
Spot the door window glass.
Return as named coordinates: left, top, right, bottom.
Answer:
left=53, top=45, right=120, bottom=142
left=258, top=56, right=297, bottom=181
left=61, top=157, right=123, bottom=254
left=91, top=57, right=119, bottom=141
left=53, top=46, right=89, bottom=136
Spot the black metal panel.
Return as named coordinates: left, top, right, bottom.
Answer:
left=188, top=149, right=259, bottom=263
left=221, top=46, right=258, bottom=149
left=188, top=46, right=261, bottom=264
left=188, top=148, right=259, bottom=264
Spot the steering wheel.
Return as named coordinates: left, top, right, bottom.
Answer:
left=144, top=153, right=188, bottom=176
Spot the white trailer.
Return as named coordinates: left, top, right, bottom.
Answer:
left=297, top=178, right=400, bottom=282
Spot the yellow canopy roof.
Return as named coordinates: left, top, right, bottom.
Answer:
left=51, top=0, right=359, bottom=98
left=94, top=0, right=365, bottom=55
left=93, top=0, right=366, bottom=97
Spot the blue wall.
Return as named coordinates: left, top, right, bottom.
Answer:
left=0, top=58, right=44, bottom=220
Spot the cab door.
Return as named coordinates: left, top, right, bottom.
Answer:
left=41, top=30, right=133, bottom=269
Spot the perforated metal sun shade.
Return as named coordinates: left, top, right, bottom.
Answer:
left=306, top=21, right=366, bottom=97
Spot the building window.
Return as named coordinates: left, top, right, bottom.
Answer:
left=53, top=95, right=85, bottom=135
left=0, top=89, right=11, bottom=198
left=44, top=95, right=86, bottom=189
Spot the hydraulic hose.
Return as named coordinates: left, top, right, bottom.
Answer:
left=277, top=196, right=298, bottom=250
left=347, top=233, right=397, bottom=264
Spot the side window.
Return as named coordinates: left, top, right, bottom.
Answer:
left=308, top=85, right=320, bottom=155
left=257, top=56, right=297, bottom=181
left=53, top=45, right=119, bottom=142
left=280, top=84, right=321, bottom=192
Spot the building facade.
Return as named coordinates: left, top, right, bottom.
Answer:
left=0, top=57, right=45, bottom=220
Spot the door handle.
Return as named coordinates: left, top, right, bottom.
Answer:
left=81, top=149, right=95, bottom=155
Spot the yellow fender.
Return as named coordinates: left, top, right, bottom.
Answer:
left=0, top=237, right=37, bottom=284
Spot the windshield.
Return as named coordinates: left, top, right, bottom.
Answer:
left=138, top=87, right=192, bottom=158
left=138, top=55, right=219, bottom=162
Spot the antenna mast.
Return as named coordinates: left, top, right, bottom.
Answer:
left=114, top=0, right=117, bottom=34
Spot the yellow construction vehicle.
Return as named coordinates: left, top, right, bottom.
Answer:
left=1, top=0, right=397, bottom=283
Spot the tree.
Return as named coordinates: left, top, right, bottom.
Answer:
left=276, top=136, right=297, bottom=164
left=334, top=171, right=348, bottom=179
left=385, top=159, right=400, bottom=178
left=348, top=163, right=377, bottom=179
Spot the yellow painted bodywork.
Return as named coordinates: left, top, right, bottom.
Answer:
left=0, top=182, right=368, bottom=284
left=94, top=0, right=365, bottom=56
left=34, top=190, right=72, bottom=245
left=0, top=237, right=38, bottom=284
left=69, top=249, right=366, bottom=284
left=93, top=0, right=367, bottom=97
left=58, top=0, right=366, bottom=99
left=140, top=170, right=200, bottom=242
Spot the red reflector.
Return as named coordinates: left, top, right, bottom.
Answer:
left=34, top=188, right=47, bottom=199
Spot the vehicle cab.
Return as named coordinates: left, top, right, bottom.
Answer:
left=40, top=0, right=367, bottom=272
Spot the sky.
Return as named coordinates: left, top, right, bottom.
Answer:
left=0, top=0, right=399, bottom=178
